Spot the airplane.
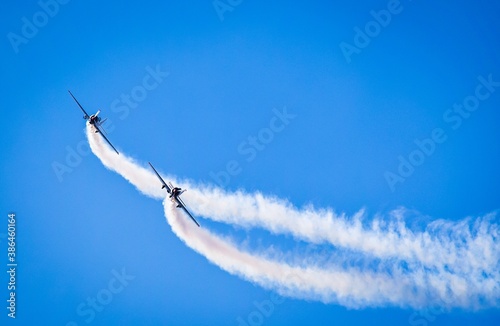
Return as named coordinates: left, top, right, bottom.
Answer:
left=68, top=90, right=119, bottom=155
left=148, top=162, right=200, bottom=227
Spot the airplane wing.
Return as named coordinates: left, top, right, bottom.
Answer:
left=148, top=162, right=172, bottom=194
left=68, top=90, right=90, bottom=119
left=94, top=123, right=119, bottom=155
left=148, top=162, right=200, bottom=227
left=175, top=196, right=201, bottom=227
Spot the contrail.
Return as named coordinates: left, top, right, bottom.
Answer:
left=86, top=124, right=500, bottom=309
left=164, top=200, right=429, bottom=308
left=184, top=185, right=498, bottom=275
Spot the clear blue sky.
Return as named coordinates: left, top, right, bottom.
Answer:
left=1, top=1, right=499, bottom=325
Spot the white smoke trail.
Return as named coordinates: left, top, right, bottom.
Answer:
left=86, top=124, right=164, bottom=200
left=87, top=125, right=498, bottom=277
left=181, top=185, right=499, bottom=277
left=164, top=200, right=429, bottom=308
left=86, top=124, right=500, bottom=309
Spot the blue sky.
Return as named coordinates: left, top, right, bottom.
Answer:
left=1, top=1, right=499, bottom=325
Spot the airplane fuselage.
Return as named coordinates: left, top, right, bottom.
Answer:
left=88, top=115, right=100, bottom=124
left=148, top=162, right=200, bottom=227
left=70, top=91, right=119, bottom=154
left=170, top=187, right=183, bottom=198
